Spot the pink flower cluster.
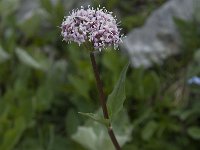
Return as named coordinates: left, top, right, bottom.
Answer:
left=61, top=6, right=123, bottom=51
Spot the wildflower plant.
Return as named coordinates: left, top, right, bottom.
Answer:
left=61, top=5, right=129, bottom=150
left=61, top=5, right=123, bottom=51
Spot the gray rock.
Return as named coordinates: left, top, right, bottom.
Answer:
left=123, top=0, right=197, bottom=68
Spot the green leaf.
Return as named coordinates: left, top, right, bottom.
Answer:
left=68, top=75, right=90, bottom=101
left=15, top=48, right=44, bottom=70
left=0, top=117, right=26, bottom=150
left=142, top=71, right=160, bottom=99
left=78, top=112, right=109, bottom=127
left=141, top=121, right=157, bottom=141
left=72, top=127, right=98, bottom=150
left=17, top=9, right=47, bottom=38
left=72, top=110, right=132, bottom=150
left=107, top=63, right=129, bottom=120
left=0, top=46, right=10, bottom=63
left=66, top=109, right=80, bottom=135
left=187, top=126, right=200, bottom=140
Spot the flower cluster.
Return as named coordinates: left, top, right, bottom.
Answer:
left=61, top=6, right=123, bottom=51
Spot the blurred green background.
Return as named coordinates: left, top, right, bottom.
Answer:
left=0, top=0, right=200, bottom=150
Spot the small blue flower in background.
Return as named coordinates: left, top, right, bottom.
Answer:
left=188, top=76, right=200, bottom=85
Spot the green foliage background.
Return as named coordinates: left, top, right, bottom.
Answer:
left=0, top=0, right=200, bottom=150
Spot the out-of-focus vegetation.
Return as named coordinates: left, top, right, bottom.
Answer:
left=0, top=0, right=200, bottom=150
left=94, top=0, right=166, bottom=32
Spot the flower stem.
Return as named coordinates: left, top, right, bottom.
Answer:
left=90, top=52, right=121, bottom=150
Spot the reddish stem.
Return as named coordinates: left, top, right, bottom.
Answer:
left=90, top=52, right=121, bottom=150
